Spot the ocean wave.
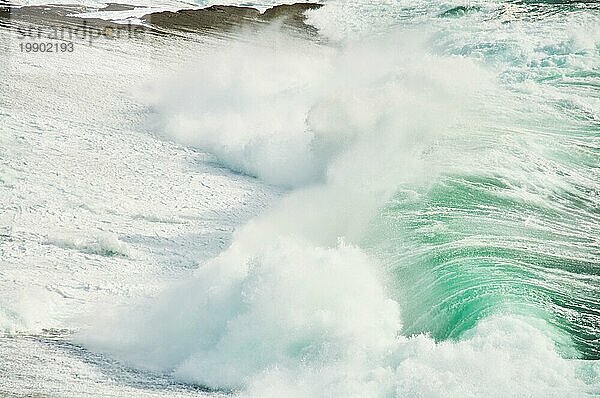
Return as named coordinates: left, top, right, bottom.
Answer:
left=78, top=6, right=599, bottom=394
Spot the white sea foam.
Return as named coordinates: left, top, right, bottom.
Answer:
left=78, top=22, right=599, bottom=396
left=146, top=30, right=490, bottom=188
left=0, top=288, right=59, bottom=334
left=47, top=230, right=130, bottom=257
left=241, top=315, right=590, bottom=398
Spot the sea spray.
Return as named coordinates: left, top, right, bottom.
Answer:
left=77, top=24, right=598, bottom=396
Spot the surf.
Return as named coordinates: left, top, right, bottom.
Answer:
left=78, top=3, right=600, bottom=394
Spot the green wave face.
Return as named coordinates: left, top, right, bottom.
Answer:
left=370, top=172, right=599, bottom=359
left=368, top=115, right=599, bottom=358
left=358, top=0, right=600, bottom=362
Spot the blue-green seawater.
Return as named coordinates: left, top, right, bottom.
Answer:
left=366, top=0, right=599, bottom=360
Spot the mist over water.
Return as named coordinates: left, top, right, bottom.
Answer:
left=80, top=1, right=600, bottom=396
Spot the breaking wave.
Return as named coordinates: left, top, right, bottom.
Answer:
left=80, top=1, right=600, bottom=396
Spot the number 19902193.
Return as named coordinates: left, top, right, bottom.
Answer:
left=20, top=42, right=74, bottom=53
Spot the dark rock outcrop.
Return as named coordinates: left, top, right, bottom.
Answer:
left=144, top=5, right=261, bottom=33
left=0, top=2, right=323, bottom=41
left=144, top=3, right=322, bottom=34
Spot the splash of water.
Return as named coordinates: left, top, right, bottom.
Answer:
left=80, top=2, right=600, bottom=396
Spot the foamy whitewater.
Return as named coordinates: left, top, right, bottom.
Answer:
left=1, top=0, right=599, bottom=397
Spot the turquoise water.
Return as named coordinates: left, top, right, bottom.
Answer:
left=92, top=2, right=599, bottom=395
left=3, top=0, right=596, bottom=396
left=372, top=170, right=599, bottom=358
left=364, top=0, right=600, bottom=360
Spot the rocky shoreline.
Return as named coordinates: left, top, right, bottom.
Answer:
left=145, top=3, right=321, bottom=34
left=0, top=2, right=323, bottom=39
